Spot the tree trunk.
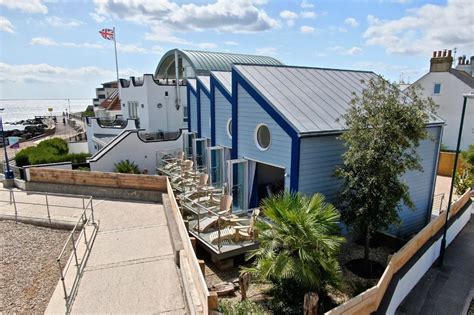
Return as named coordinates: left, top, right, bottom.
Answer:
left=304, top=292, right=319, bottom=315
left=364, top=226, right=371, bottom=274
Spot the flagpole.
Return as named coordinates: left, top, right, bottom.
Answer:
left=113, top=27, right=119, bottom=84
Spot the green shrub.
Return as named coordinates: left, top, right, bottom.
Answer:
left=37, top=138, right=68, bottom=155
left=13, top=138, right=90, bottom=166
left=219, top=299, right=267, bottom=315
left=114, top=159, right=141, bottom=174
left=66, top=153, right=90, bottom=164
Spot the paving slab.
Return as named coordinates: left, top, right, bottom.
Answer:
left=47, top=198, right=187, bottom=314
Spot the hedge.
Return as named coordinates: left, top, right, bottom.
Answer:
left=14, top=138, right=90, bottom=167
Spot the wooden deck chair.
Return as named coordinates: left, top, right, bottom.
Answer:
left=162, top=151, right=184, bottom=170
left=193, top=195, right=233, bottom=233
left=209, top=208, right=260, bottom=245
left=181, top=173, right=209, bottom=192
left=170, top=160, right=194, bottom=183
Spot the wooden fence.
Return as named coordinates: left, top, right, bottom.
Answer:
left=166, top=179, right=210, bottom=314
left=28, top=168, right=167, bottom=191
left=326, top=190, right=472, bottom=314
left=437, top=151, right=464, bottom=176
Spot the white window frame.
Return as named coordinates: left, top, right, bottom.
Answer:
left=226, top=118, right=232, bottom=139
left=254, top=123, right=271, bottom=151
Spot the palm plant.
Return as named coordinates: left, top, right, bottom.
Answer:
left=244, top=191, right=344, bottom=311
left=114, top=159, right=141, bottom=174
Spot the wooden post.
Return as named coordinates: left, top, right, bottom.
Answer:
left=198, top=259, right=205, bottom=277
left=208, top=290, right=219, bottom=311
left=190, top=237, right=196, bottom=252
left=304, top=292, right=319, bottom=315
left=239, top=272, right=250, bottom=301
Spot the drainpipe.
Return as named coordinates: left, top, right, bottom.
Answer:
left=174, top=50, right=180, bottom=110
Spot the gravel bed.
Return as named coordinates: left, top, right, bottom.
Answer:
left=0, top=220, right=72, bottom=313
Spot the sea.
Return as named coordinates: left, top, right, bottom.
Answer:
left=0, top=99, right=90, bottom=131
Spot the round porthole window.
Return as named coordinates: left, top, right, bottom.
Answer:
left=255, top=124, right=271, bottom=151
left=227, top=119, right=232, bottom=139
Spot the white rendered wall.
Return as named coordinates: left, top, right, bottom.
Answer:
left=386, top=207, right=472, bottom=314
left=89, top=131, right=183, bottom=175
left=119, top=75, right=187, bottom=133
left=68, top=141, right=89, bottom=154
left=416, top=72, right=474, bottom=150
left=85, top=118, right=136, bottom=155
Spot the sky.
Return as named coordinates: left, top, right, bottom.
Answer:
left=0, top=0, right=472, bottom=101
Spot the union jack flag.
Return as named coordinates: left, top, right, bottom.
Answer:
left=99, top=28, right=114, bottom=40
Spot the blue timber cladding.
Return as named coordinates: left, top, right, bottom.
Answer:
left=188, top=87, right=198, bottom=133
left=200, top=90, right=211, bottom=138
left=214, top=88, right=232, bottom=148
left=298, top=134, right=345, bottom=200
left=298, top=126, right=442, bottom=237
left=237, top=86, right=293, bottom=188
left=397, top=125, right=441, bottom=236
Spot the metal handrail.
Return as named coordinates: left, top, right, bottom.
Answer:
left=0, top=188, right=97, bottom=312
left=0, top=189, right=92, bottom=226
left=56, top=196, right=97, bottom=313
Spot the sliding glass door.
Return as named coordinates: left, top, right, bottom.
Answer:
left=207, top=146, right=224, bottom=187
left=192, top=138, right=208, bottom=172
left=227, top=159, right=248, bottom=213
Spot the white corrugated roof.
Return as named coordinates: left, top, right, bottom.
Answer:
left=211, top=71, right=232, bottom=95
left=234, top=64, right=444, bottom=135
left=197, top=76, right=210, bottom=93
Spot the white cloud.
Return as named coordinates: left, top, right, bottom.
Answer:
left=300, top=11, right=316, bottom=18
left=0, top=62, right=139, bottom=84
left=0, top=16, right=14, bottom=33
left=300, top=25, right=315, bottom=33
left=94, top=0, right=279, bottom=34
left=300, top=0, right=314, bottom=9
left=90, top=12, right=107, bottom=23
left=45, top=16, right=83, bottom=27
left=364, top=0, right=474, bottom=55
left=255, top=47, right=277, bottom=56
left=144, top=27, right=192, bottom=45
left=280, top=10, right=298, bottom=20
left=31, top=37, right=58, bottom=46
left=330, top=46, right=363, bottom=55
left=197, top=42, right=218, bottom=49
left=344, top=17, right=359, bottom=27
left=30, top=36, right=163, bottom=54
left=224, top=41, right=238, bottom=46
left=0, top=0, right=47, bottom=14
left=329, top=26, right=347, bottom=33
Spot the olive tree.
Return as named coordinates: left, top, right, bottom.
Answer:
left=336, top=77, right=437, bottom=269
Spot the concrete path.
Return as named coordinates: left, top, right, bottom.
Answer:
left=47, top=199, right=187, bottom=314
left=397, top=209, right=474, bottom=315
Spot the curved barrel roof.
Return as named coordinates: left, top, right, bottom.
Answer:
left=155, top=49, right=283, bottom=79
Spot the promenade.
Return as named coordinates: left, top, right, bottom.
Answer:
left=0, top=190, right=188, bottom=314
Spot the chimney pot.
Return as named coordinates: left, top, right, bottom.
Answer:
left=462, top=55, right=466, bottom=64
left=443, top=49, right=447, bottom=57
left=433, top=51, right=437, bottom=57
left=448, top=50, right=452, bottom=57
left=459, top=56, right=463, bottom=65
left=438, top=50, right=442, bottom=57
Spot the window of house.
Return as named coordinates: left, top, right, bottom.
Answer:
left=183, top=105, right=188, bottom=122
left=127, top=101, right=139, bottom=119
left=227, top=119, right=232, bottom=139
left=433, top=83, right=441, bottom=95
left=255, top=124, right=271, bottom=151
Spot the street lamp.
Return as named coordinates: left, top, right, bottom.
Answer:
left=0, top=110, right=14, bottom=181
left=438, top=92, right=474, bottom=267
